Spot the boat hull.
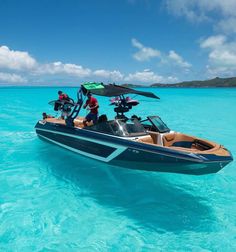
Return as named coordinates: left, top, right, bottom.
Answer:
left=35, top=121, right=233, bottom=175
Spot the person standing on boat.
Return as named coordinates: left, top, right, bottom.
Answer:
left=83, top=92, right=99, bottom=126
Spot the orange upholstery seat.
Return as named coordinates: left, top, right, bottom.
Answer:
left=162, top=133, right=176, bottom=147
left=137, top=135, right=154, bottom=144
left=162, top=133, right=195, bottom=147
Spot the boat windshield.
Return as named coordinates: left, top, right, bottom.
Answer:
left=141, top=116, right=170, bottom=133
left=86, top=119, right=147, bottom=137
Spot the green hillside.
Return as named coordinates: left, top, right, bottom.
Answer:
left=151, top=77, right=236, bottom=87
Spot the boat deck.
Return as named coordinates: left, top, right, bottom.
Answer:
left=44, top=117, right=86, bottom=128
left=136, top=131, right=228, bottom=155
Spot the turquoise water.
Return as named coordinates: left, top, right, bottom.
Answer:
left=0, top=87, right=236, bottom=251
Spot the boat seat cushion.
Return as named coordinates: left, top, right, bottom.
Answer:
left=164, top=133, right=175, bottom=142
left=163, top=133, right=195, bottom=147
left=137, top=135, right=154, bottom=144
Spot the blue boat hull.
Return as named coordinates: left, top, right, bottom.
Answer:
left=35, top=121, right=233, bottom=175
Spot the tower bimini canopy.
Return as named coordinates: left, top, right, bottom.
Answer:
left=81, top=82, right=160, bottom=99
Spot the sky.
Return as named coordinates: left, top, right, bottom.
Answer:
left=0, top=0, right=236, bottom=86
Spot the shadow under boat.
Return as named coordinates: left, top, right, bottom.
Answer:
left=37, top=141, right=216, bottom=233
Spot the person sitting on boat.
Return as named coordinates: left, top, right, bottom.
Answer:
left=42, top=112, right=54, bottom=120
left=98, top=114, right=108, bottom=123
left=54, top=90, right=70, bottom=112
left=58, top=90, right=70, bottom=101
left=83, top=92, right=99, bottom=126
left=131, top=114, right=141, bottom=121
left=56, top=90, right=73, bottom=120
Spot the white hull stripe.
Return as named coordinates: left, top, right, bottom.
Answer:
left=36, top=129, right=127, bottom=162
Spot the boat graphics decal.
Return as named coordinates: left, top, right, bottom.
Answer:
left=35, top=127, right=127, bottom=162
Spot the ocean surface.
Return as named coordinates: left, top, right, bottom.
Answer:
left=0, top=87, right=236, bottom=251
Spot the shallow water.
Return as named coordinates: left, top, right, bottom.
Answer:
left=0, top=87, right=236, bottom=251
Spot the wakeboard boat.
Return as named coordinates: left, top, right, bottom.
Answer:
left=35, top=82, right=233, bottom=175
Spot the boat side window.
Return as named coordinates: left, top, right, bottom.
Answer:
left=87, top=121, right=114, bottom=134
left=111, top=120, right=128, bottom=136
left=85, top=120, right=127, bottom=136
left=86, top=119, right=147, bottom=137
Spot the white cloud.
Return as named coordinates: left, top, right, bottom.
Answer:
left=200, top=35, right=236, bottom=66
left=200, top=35, right=236, bottom=76
left=37, top=61, right=91, bottom=77
left=206, top=65, right=235, bottom=77
left=200, top=35, right=226, bottom=48
left=165, top=0, right=236, bottom=33
left=165, top=1, right=236, bottom=76
left=211, top=50, right=236, bottom=66
left=168, top=50, right=191, bottom=68
left=124, top=69, right=177, bottom=83
left=131, top=39, right=191, bottom=70
left=0, top=45, right=91, bottom=78
left=0, top=45, right=36, bottom=70
left=0, top=45, right=178, bottom=85
left=93, top=69, right=124, bottom=81
left=0, top=72, right=27, bottom=83
left=165, top=0, right=208, bottom=22
left=217, top=17, right=236, bottom=34
left=132, top=38, right=161, bottom=61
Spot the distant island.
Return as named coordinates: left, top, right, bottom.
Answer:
left=122, top=77, right=236, bottom=88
